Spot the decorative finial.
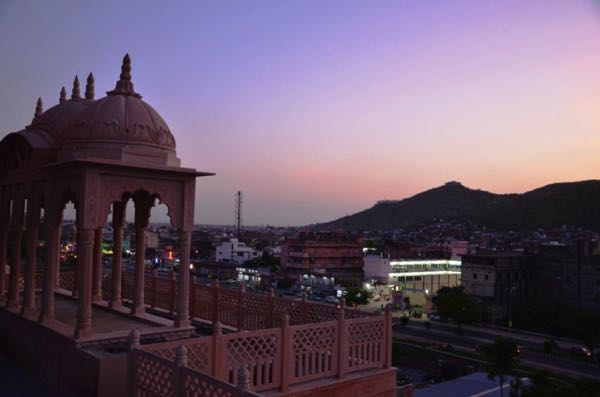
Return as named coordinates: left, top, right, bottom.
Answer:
left=60, top=86, right=67, bottom=103
left=71, top=75, right=81, bottom=99
left=34, top=98, right=43, bottom=117
left=107, top=53, right=142, bottom=98
left=85, top=72, right=95, bottom=100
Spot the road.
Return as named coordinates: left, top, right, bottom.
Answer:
left=393, top=319, right=600, bottom=380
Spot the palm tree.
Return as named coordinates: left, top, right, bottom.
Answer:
left=479, top=336, right=518, bottom=397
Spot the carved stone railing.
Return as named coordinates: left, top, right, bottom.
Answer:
left=137, top=308, right=393, bottom=394
left=94, top=270, right=373, bottom=329
left=130, top=346, right=261, bottom=397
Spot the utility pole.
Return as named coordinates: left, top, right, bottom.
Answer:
left=234, top=191, right=242, bottom=238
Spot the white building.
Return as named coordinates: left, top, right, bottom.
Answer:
left=215, top=238, right=260, bottom=265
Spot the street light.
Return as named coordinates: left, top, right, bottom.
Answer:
left=507, top=285, right=516, bottom=340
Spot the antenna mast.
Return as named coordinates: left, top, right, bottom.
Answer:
left=235, top=191, right=242, bottom=238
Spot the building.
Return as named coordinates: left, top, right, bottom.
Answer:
left=281, top=231, right=364, bottom=287
left=363, top=253, right=461, bottom=309
left=215, top=237, right=260, bottom=265
left=0, top=55, right=397, bottom=397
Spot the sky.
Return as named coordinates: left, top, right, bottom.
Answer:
left=1, top=1, right=600, bottom=226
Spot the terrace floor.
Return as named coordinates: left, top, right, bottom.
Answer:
left=30, top=293, right=162, bottom=334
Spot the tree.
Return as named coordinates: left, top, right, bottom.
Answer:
left=479, top=336, right=518, bottom=397
left=345, top=287, right=371, bottom=306
left=432, top=287, right=480, bottom=334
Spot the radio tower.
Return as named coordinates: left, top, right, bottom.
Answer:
left=235, top=191, right=242, bottom=238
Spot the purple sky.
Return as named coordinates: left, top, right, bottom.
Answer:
left=2, top=1, right=600, bottom=226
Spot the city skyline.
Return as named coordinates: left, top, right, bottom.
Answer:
left=2, top=1, right=600, bottom=226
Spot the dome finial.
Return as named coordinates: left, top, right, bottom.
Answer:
left=34, top=97, right=43, bottom=117
left=85, top=72, right=95, bottom=100
left=107, top=53, right=142, bottom=98
left=60, top=86, right=67, bottom=103
left=71, top=75, right=81, bottom=99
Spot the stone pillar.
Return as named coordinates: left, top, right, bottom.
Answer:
left=109, top=202, right=125, bottom=309
left=40, top=210, right=60, bottom=323
left=55, top=216, right=62, bottom=287
left=74, top=228, right=94, bottom=338
left=7, top=198, right=25, bottom=310
left=92, top=227, right=103, bottom=301
left=132, top=199, right=150, bottom=315
left=22, top=199, right=40, bottom=316
left=0, top=225, right=8, bottom=304
left=175, top=231, right=191, bottom=327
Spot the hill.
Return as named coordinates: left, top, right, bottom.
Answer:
left=314, top=180, right=600, bottom=231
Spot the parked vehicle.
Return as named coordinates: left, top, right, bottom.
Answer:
left=570, top=346, right=592, bottom=357
left=325, top=296, right=339, bottom=304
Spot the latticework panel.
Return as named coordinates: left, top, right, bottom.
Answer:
left=346, top=318, right=385, bottom=372
left=272, top=299, right=302, bottom=326
left=291, top=322, right=337, bottom=382
left=155, top=277, right=175, bottom=311
left=306, top=303, right=338, bottom=323
left=144, top=277, right=154, bottom=305
left=148, top=340, right=212, bottom=373
left=217, top=289, right=240, bottom=327
left=34, top=272, right=44, bottom=290
left=58, top=272, right=75, bottom=292
left=121, top=271, right=134, bottom=301
left=180, top=367, right=238, bottom=397
left=134, top=351, right=174, bottom=397
left=224, top=330, right=281, bottom=391
left=242, top=294, right=269, bottom=330
left=190, top=283, right=215, bottom=321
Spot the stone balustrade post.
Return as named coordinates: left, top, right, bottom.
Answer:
left=337, top=304, right=347, bottom=379
left=22, top=200, right=40, bottom=317
left=279, top=314, right=291, bottom=392
left=169, top=271, right=176, bottom=315
left=212, top=321, right=224, bottom=379
left=384, top=304, right=392, bottom=368
left=212, top=279, right=220, bottom=323
left=174, top=345, right=188, bottom=396
left=300, top=291, right=308, bottom=324
left=267, top=288, right=275, bottom=328
left=175, top=230, right=191, bottom=328
left=128, top=329, right=140, bottom=351
left=127, top=329, right=141, bottom=397
left=189, top=276, right=197, bottom=319
left=74, top=228, right=94, bottom=338
left=150, top=269, right=158, bottom=309
left=237, top=282, right=245, bottom=331
left=236, top=367, right=250, bottom=391
left=92, top=226, right=103, bottom=302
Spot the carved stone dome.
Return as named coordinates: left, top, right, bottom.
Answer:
left=57, top=54, right=181, bottom=167
left=64, top=94, right=176, bottom=151
left=29, top=80, right=90, bottom=145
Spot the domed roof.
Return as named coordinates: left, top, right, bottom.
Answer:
left=29, top=78, right=91, bottom=144
left=63, top=54, right=176, bottom=152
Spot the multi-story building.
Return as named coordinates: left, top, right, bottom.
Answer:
left=215, top=237, right=260, bottom=265
left=462, top=241, right=600, bottom=320
left=281, top=231, right=364, bottom=286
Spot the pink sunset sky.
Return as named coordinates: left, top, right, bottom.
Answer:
left=1, top=1, right=600, bottom=226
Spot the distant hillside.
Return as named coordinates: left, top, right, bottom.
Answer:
left=314, top=180, right=600, bottom=231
